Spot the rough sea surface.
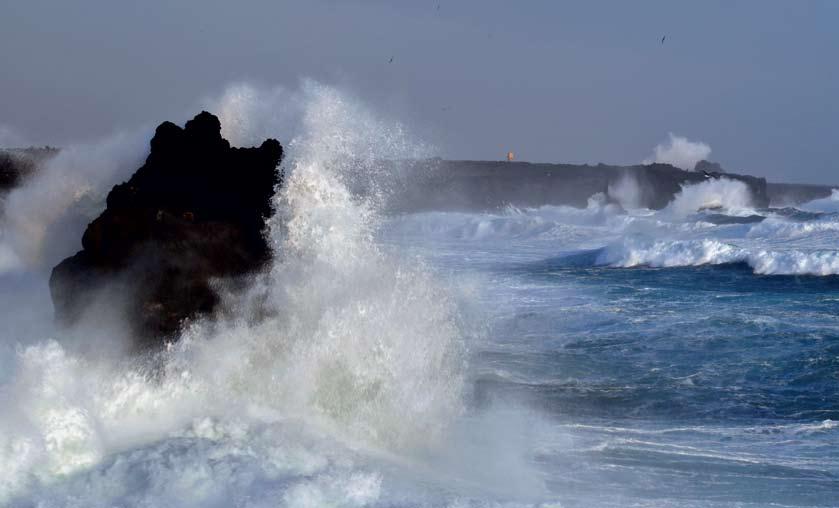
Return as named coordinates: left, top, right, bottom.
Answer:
left=0, top=84, right=837, bottom=507
left=381, top=188, right=839, bottom=507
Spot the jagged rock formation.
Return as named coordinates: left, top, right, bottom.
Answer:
left=50, top=112, right=283, bottom=346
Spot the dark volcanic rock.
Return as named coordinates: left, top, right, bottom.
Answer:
left=50, top=112, right=283, bottom=346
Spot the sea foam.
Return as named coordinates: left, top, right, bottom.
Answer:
left=0, top=81, right=467, bottom=506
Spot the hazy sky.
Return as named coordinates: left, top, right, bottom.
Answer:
left=2, top=0, right=837, bottom=183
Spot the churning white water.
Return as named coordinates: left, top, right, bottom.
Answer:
left=0, top=82, right=476, bottom=507
left=3, top=82, right=837, bottom=508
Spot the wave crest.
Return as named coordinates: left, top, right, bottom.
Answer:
left=598, top=237, right=839, bottom=275
left=0, top=82, right=466, bottom=504
left=664, top=178, right=754, bottom=217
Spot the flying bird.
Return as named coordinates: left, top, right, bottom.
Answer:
left=388, top=56, right=394, bottom=63
left=661, top=35, right=666, bottom=44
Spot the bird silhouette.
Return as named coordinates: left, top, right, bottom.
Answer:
left=661, top=35, right=666, bottom=44
left=388, top=56, right=393, bottom=63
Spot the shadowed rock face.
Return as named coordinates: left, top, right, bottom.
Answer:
left=50, top=112, right=283, bottom=347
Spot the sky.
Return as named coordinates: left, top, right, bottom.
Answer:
left=1, top=0, right=837, bottom=184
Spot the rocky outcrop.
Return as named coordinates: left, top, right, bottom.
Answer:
left=49, top=112, right=283, bottom=347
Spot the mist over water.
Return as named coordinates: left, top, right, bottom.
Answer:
left=663, top=177, right=753, bottom=217
left=2, top=132, right=149, bottom=272
left=644, top=133, right=712, bottom=171
left=1, top=83, right=838, bottom=507
left=0, top=82, right=476, bottom=507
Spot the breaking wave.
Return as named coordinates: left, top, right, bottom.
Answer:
left=663, top=177, right=754, bottom=217
left=0, top=82, right=467, bottom=506
left=591, top=189, right=839, bottom=275
left=597, top=237, right=839, bottom=275
left=383, top=179, right=839, bottom=278
left=3, top=85, right=838, bottom=506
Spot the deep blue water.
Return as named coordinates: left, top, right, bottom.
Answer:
left=2, top=179, right=838, bottom=507
left=491, top=263, right=839, bottom=421
left=484, top=264, right=839, bottom=506
left=382, top=198, right=839, bottom=507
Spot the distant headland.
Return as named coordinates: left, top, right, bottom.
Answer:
left=1, top=147, right=833, bottom=210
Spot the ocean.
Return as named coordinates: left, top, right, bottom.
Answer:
left=0, top=84, right=836, bottom=507
left=380, top=194, right=839, bottom=507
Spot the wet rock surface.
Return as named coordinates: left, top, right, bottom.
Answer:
left=50, top=112, right=283, bottom=346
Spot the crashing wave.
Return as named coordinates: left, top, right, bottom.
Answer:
left=597, top=237, right=839, bottom=276
left=663, top=178, right=755, bottom=217
left=0, top=82, right=466, bottom=505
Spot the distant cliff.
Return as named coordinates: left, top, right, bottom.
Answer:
left=6, top=144, right=826, bottom=221
left=391, top=160, right=770, bottom=211
left=766, top=182, right=835, bottom=206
